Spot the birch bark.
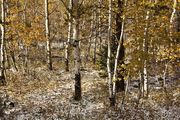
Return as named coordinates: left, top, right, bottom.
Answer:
left=112, top=0, right=126, bottom=94
left=142, top=9, right=150, bottom=97
left=65, top=0, right=72, bottom=71
left=98, top=0, right=102, bottom=51
left=45, top=0, right=52, bottom=70
left=0, top=0, right=6, bottom=84
left=107, top=0, right=114, bottom=106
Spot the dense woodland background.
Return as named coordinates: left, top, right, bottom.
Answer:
left=0, top=0, right=179, bottom=119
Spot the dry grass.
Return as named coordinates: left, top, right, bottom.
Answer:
left=0, top=62, right=179, bottom=119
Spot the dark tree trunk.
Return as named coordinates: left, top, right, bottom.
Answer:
left=73, top=0, right=81, bottom=101
left=73, top=39, right=81, bottom=101
left=74, top=72, right=81, bottom=100
left=176, top=10, right=180, bottom=42
left=115, top=0, right=125, bottom=92
left=109, top=96, right=115, bottom=106
left=65, top=59, right=69, bottom=71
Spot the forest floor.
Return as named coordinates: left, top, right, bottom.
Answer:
left=0, top=62, right=180, bottom=120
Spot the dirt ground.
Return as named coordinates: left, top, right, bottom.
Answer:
left=0, top=64, right=180, bottom=120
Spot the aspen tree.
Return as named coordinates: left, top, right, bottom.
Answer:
left=107, top=0, right=114, bottom=106
left=98, top=0, right=102, bottom=51
left=93, top=5, right=97, bottom=64
left=45, top=0, right=52, bottom=70
left=73, top=0, right=81, bottom=101
left=141, top=1, right=151, bottom=97
left=86, top=11, right=94, bottom=61
left=0, top=0, right=6, bottom=84
left=23, top=0, right=28, bottom=73
left=65, top=0, right=72, bottom=71
left=112, top=0, right=126, bottom=100
left=163, top=0, right=178, bottom=88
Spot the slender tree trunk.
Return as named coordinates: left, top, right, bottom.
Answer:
left=4, top=0, right=9, bottom=70
left=170, top=0, right=177, bottom=31
left=0, top=0, right=6, bottom=84
left=107, top=0, right=114, bottom=107
left=139, top=70, right=144, bottom=98
left=23, top=46, right=28, bottom=73
left=120, top=71, right=129, bottom=112
left=142, top=9, right=150, bottom=98
left=10, top=51, right=18, bottom=71
left=143, top=60, right=148, bottom=97
left=87, top=22, right=92, bottom=61
left=22, top=0, right=28, bottom=73
left=98, top=0, right=102, bottom=51
left=113, top=0, right=126, bottom=93
left=174, top=1, right=179, bottom=77
left=169, top=0, right=179, bottom=78
left=163, top=61, right=169, bottom=88
left=45, top=0, right=52, bottom=70
left=93, top=6, right=97, bottom=64
left=6, top=50, right=10, bottom=69
left=86, top=9, right=94, bottom=62
left=112, top=18, right=125, bottom=97
left=65, top=0, right=72, bottom=71
left=73, top=0, right=81, bottom=101
left=4, top=43, right=10, bottom=69
left=112, top=21, right=125, bottom=94
left=73, top=23, right=81, bottom=100
left=177, top=8, right=180, bottom=34
left=170, top=0, right=178, bottom=44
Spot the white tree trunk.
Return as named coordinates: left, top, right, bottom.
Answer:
left=142, top=10, right=150, bottom=97
left=112, top=14, right=125, bottom=96
left=107, top=0, right=114, bottom=106
left=170, top=0, right=177, bottom=24
left=45, top=0, right=52, bottom=70
left=170, top=0, right=177, bottom=42
left=98, top=0, right=102, bottom=51
left=0, top=0, right=6, bottom=83
left=65, top=0, right=72, bottom=71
